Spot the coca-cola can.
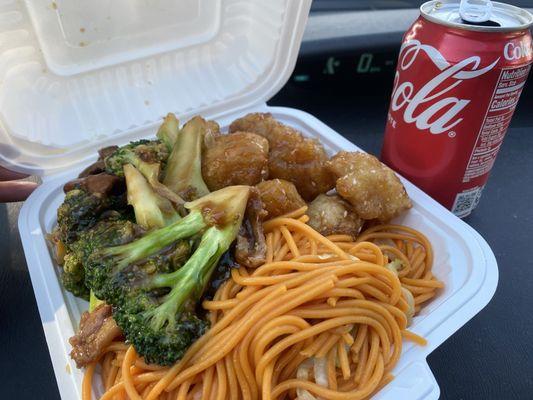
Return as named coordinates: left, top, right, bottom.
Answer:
left=381, top=0, right=533, bottom=218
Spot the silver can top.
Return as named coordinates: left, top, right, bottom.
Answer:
left=420, top=0, right=533, bottom=32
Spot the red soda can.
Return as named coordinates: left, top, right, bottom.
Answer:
left=381, top=0, right=533, bottom=217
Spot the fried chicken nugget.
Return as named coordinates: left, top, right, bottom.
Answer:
left=256, top=179, right=306, bottom=218
left=307, top=194, right=363, bottom=237
left=202, top=132, right=269, bottom=191
left=327, top=151, right=412, bottom=221
left=229, top=113, right=279, bottom=142
left=230, top=113, right=334, bottom=200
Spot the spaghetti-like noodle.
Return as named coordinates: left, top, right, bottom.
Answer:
left=83, top=207, right=442, bottom=400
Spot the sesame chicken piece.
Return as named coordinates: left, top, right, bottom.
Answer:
left=202, top=132, right=269, bottom=191
left=256, top=179, right=306, bottom=218
left=230, top=113, right=334, bottom=200
left=327, top=151, right=412, bottom=221
left=307, top=194, right=363, bottom=237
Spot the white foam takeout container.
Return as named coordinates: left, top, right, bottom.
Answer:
left=8, top=1, right=498, bottom=399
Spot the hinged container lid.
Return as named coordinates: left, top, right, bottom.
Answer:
left=0, top=0, right=311, bottom=175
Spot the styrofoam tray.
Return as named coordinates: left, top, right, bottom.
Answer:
left=18, top=105, right=498, bottom=400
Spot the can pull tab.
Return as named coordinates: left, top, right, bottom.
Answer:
left=459, top=0, right=493, bottom=23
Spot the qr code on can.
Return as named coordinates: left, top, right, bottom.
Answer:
left=451, top=186, right=485, bottom=218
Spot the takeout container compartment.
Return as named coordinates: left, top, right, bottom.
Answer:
left=12, top=1, right=498, bottom=399
left=18, top=107, right=499, bottom=400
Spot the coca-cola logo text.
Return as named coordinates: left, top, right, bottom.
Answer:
left=390, top=40, right=499, bottom=135
left=504, top=41, right=532, bottom=61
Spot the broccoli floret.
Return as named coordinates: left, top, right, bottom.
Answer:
left=124, top=163, right=180, bottom=229
left=163, top=116, right=210, bottom=201
left=85, top=186, right=250, bottom=365
left=104, top=137, right=187, bottom=208
left=61, top=218, right=139, bottom=299
left=104, top=139, right=169, bottom=182
left=61, top=260, right=90, bottom=299
left=57, top=188, right=127, bottom=245
left=157, top=113, right=180, bottom=151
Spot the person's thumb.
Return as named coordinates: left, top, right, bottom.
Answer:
left=0, top=181, right=38, bottom=202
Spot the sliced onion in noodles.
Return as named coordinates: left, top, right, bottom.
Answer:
left=401, top=286, right=415, bottom=325
left=297, top=359, right=317, bottom=400
left=313, top=357, right=328, bottom=388
left=375, top=238, right=402, bottom=264
left=318, top=253, right=336, bottom=260
left=385, top=259, right=403, bottom=276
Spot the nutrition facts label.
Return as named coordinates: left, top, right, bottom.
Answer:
left=463, top=64, right=532, bottom=182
